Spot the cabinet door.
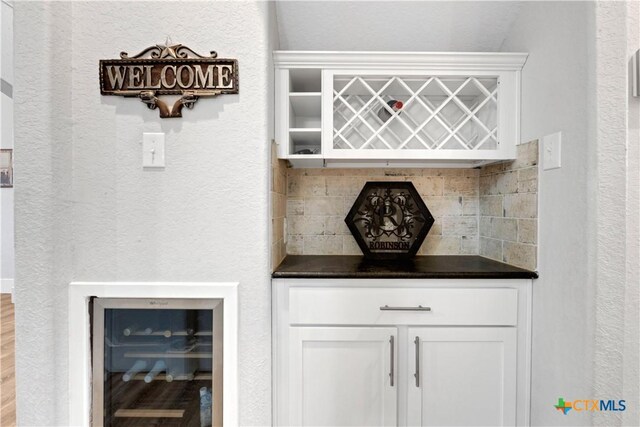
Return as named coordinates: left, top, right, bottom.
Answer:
left=289, top=327, right=398, bottom=426
left=407, top=327, right=517, bottom=426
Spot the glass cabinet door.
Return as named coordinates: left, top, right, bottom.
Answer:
left=92, top=298, right=223, bottom=427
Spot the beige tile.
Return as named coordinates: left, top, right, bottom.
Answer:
left=286, top=168, right=304, bottom=177
left=287, top=198, right=304, bottom=216
left=413, top=176, right=444, bottom=196
left=491, top=217, right=517, bottom=241
left=423, top=168, right=466, bottom=177
left=444, top=176, right=478, bottom=196
left=421, top=235, right=461, bottom=255
left=479, top=175, right=495, bottom=195
left=270, top=192, right=277, bottom=218
left=517, top=167, right=538, bottom=193
left=301, top=176, right=327, bottom=196
left=480, top=237, right=502, bottom=261
left=503, top=241, right=536, bottom=270
left=518, top=219, right=537, bottom=244
left=442, top=217, right=478, bottom=237
left=271, top=243, right=280, bottom=271
left=326, top=177, right=367, bottom=197
left=425, top=196, right=463, bottom=217
left=374, top=176, right=406, bottom=182
left=273, top=169, right=286, bottom=194
left=287, top=235, right=303, bottom=255
left=288, top=175, right=326, bottom=196
left=325, top=216, right=350, bottom=235
left=504, top=193, right=537, bottom=218
left=325, top=176, right=349, bottom=196
left=345, top=177, right=369, bottom=196
left=428, top=221, right=442, bottom=236
left=270, top=141, right=278, bottom=167
left=272, top=239, right=287, bottom=270
left=518, top=166, right=538, bottom=182
left=303, top=235, right=343, bottom=255
left=479, top=195, right=503, bottom=217
left=343, top=196, right=358, bottom=215
left=288, top=216, right=325, bottom=235
left=480, top=162, right=506, bottom=176
left=479, top=217, right=492, bottom=237
left=495, top=171, right=518, bottom=194
left=271, top=192, right=286, bottom=219
left=512, top=140, right=539, bottom=170
left=461, top=236, right=479, bottom=254
left=287, top=175, right=303, bottom=196
left=462, top=197, right=478, bottom=215
left=305, top=197, right=344, bottom=216
left=384, top=168, right=423, bottom=177
left=518, top=179, right=538, bottom=193
left=301, top=168, right=341, bottom=176
left=343, top=235, right=363, bottom=255
left=465, top=168, right=481, bottom=177
left=340, top=168, right=386, bottom=176
left=272, top=217, right=284, bottom=243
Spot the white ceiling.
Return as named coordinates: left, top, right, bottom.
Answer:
left=276, top=1, right=523, bottom=52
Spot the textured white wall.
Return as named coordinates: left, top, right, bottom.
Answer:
left=276, top=1, right=522, bottom=52
left=622, top=2, right=639, bottom=424
left=501, top=2, right=595, bottom=425
left=502, top=2, right=639, bottom=426
left=1, top=0, right=14, bottom=286
left=14, top=1, right=276, bottom=425
left=592, top=2, right=639, bottom=425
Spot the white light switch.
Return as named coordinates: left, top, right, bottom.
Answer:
left=542, top=131, right=561, bottom=170
left=143, top=132, right=165, bottom=168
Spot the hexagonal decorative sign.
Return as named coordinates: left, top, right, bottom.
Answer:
left=345, top=181, right=434, bottom=260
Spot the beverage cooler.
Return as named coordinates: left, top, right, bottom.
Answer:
left=91, top=298, right=223, bottom=427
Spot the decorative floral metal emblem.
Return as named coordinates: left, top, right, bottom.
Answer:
left=99, top=39, right=238, bottom=118
left=345, top=182, right=434, bottom=259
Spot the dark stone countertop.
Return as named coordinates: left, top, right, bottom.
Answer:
left=272, top=255, right=538, bottom=279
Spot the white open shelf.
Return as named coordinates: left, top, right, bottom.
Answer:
left=289, top=69, right=322, bottom=92
left=290, top=93, right=321, bottom=117
left=289, top=128, right=322, bottom=154
left=283, top=69, right=323, bottom=156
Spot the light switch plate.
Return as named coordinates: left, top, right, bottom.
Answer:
left=542, top=131, right=561, bottom=170
left=143, top=132, right=165, bottom=168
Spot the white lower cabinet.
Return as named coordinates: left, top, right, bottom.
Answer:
left=289, top=327, right=397, bottom=426
left=407, top=327, right=517, bottom=427
left=273, top=279, right=532, bottom=427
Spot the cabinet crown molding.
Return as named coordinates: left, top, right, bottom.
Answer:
left=273, top=51, right=529, bottom=70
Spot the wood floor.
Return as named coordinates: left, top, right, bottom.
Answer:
left=0, top=293, right=15, bottom=427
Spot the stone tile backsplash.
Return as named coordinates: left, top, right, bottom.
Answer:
left=271, top=142, right=287, bottom=270
left=479, top=140, right=539, bottom=270
left=285, top=168, right=481, bottom=256
left=274, top=140, right=538, bottom=271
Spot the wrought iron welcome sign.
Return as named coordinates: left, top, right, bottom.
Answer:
left=99, top=41, right=238, bottom=118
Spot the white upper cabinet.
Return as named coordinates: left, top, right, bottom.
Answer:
left=274, top=51, right=528, bottom=167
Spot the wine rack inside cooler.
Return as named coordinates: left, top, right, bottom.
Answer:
left=92, top=298, right=223, bottom=427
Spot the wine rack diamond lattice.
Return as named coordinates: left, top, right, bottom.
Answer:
left=333, top=75, right=499, bottom=151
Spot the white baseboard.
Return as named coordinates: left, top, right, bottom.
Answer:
left=1, top=278, right=14, bottom=295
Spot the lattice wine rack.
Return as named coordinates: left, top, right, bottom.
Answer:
left=332, top=75, right=498, bottom=152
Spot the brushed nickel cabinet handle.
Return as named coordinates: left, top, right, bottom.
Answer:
left=414, top=336, right=420, bottom=387
left=389, top=335, right=395, bottom=387
left=380, top=305, right=432, bottom=311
